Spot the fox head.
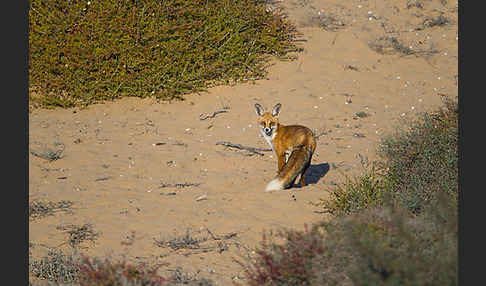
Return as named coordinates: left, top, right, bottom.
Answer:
left=254, top=103, right=281, bottom=137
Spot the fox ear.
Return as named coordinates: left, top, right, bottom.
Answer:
left=254, top=103, right=265, bottom=116
left=272, top=103, right=282, bottom=117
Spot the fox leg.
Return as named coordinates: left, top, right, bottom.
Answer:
left=299, top=155, right=312, bottom=187
left=277, top=154, right=286, bottom=172
left=299, top=165, right=309, bottom=186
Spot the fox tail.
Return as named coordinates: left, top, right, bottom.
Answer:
left=265, top=146, right=312, bottom=192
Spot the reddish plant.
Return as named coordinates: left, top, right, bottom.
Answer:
left=77, top=256, right=169, bottom=286
left=243, top=224, right=325, bottom=285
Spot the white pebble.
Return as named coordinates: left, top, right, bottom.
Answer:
left=411, top=106, right=415, bottom=110
left=314, top=106, right=318, bottom=109
left=185, top=128, right=190, bottom=131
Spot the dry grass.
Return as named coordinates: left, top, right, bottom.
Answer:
left=29, top=200, right=74, bottom=220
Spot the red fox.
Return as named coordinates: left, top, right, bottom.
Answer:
left=254, top=103, right=316, bottom=191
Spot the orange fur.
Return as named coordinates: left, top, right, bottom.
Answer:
left=255, top=103, right=316, bottom=191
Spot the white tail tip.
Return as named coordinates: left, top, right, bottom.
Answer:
left=265, top=178, right=284, bottom=192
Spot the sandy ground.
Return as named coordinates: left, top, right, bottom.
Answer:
left=29, top=0, right=457, bottom=284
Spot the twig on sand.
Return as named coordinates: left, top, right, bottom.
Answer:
left=206, top=228, right=238, bottom=241
left=159, top=182, right=201, bottom=189
left=30, top=143, right=65, bottom=161
left=199, top=110, right=228, bottom=120
left=215, top=141, right=272, bottom=156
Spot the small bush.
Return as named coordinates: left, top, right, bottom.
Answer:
left=29, top=250, right=80, bottom=284
left=240, top=225, right=325, bottom=286
left=29, top=0, right=302, bottom=108
left=314, top=164, right=392, bottom=215
left=77, top=256, right=169, bottom=286
left=154, top=228, right=208, bottom=250
left=29, top=200, right=74, bottom=220
left=379, top=98, right=458, bottom=213
left=312, top=194, right=457, bottom=286
left=243, top=194, right=457, bottom=285
left=56, top=223, right=100, bottom=249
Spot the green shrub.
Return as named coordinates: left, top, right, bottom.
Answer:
left=312, top=194, right=457, bottom=286
left=379, top=98, right=458, bottom=213
left=29, top=0, right=302, bottom=108
left=243, top=193, right=457, bottom=285
left=319, top=99, right=458, bottom=215
left=313, top=164, right=393, bottom=215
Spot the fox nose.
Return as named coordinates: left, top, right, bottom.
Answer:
left=264, top=127, right=271, bottom=133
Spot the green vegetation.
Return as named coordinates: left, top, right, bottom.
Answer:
left=30, top=250, right=80, bottom=285
left=318, top=98, right=457, bottom=216
left=29, top=250, right=215, bottom=285
left=378, top=98, right=458, bottom=213
left=29, top=0, right=302, bottom=108
left=242, top=99, right=458, bottom=285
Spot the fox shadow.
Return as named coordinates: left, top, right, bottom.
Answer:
left=295, top=162, right=330, bottom=188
